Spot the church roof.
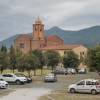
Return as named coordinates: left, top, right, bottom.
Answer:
left=45, top=34, right=63, bottom=41
left=40, top=45, right=81, bottom=50
left=14, top=34, right=32, bottom=41
left=35, top=16, right=42, bottom=24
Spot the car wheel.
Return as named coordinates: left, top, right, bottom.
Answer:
left=55, top=79, right=57, bottom=82
left=44, top=80, right=46, bottom=82
left=16, top=80, right=21, bottom=85
left=91, top=89, right=97, bottom=95
left=70, top=88, right=76, bottom=93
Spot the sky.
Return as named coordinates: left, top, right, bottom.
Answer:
left=0, top=0, right=100, bottom=41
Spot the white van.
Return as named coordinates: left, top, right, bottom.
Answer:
left=68, top=79, right=100, bottom=94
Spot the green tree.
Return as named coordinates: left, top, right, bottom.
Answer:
left=1, top=45, right=7, bottom=52
left=9, top=46, right=17, bottom=73
left=44, top=50, right=60, bottom=71
left=16, top=55, right=25, bottom=72
left=0, top=51, right=9, bottom=74
left=15, top=48, right=24, bottom=72
left=30, top=49, right=45, bottom=75
left=63, top=50, right=80, bottom=68
left=85, top=44, right=100, bottom=72
left=23, top=53, right=40, bottom=76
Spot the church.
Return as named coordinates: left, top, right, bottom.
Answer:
left=14, top=17, right=64, bottom=53
left=14, top=17, right=88, bottom=68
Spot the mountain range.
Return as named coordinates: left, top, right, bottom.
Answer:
left=0, top=26, right=100, bottom=48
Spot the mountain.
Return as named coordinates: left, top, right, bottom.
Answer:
left=0, top=26, right=100, bottom=48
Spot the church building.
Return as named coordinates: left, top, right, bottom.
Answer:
left=14, top=17, right=64, bottom=53
left=14, top=17, right=88, bottom=69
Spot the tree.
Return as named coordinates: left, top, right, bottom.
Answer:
left=23, top=53, right=40, bottom=77
left=1, top=45, right=7, bottom=52
left=30, top=49, right=45, bottom=75
left=44, top=50, right=60, bottom=71
left=0, top=51, right=9, bottom=74
left=85, top=44, right=100, bottom=72
left=9, top=46, right=17, bottom=73
left=16, top=54, right=25, bottom=72
left=63, top=50, right=80, bottom=68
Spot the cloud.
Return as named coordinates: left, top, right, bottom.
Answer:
left=0, top=0, right=100, bottom=41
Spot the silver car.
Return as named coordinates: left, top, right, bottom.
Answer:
left=44, top=73, right=57, bottom=82
left=0, top=79, right=9, bottom=89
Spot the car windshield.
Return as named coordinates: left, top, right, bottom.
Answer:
left=15, top=74, right=22, bottom=77
left=46, top=74, right=54, bottom=76
left=15, top=74, right=26, bottom=77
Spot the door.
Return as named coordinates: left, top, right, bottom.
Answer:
left=75, top=80, right=86, bottom=93
left=7, top=74, right=15, bottom=82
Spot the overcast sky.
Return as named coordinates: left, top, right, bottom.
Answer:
left=0, top=0, right=100, bottom=41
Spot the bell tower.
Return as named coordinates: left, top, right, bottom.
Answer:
left=31, top=17, right=45, bottom=50
left=33, top=16, right=44, bottom=40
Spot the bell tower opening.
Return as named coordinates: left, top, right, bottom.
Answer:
left=32, top=16, right=44, bottom=40
left=31, top=16, right=45, bottom=50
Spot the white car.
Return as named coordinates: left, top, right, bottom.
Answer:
left=0, top=73, right=27, bottom=85
left=66, top=68, right=76, bottom=74
left=0, top=79, right=9, bottom=89
left=78, top=68, right=86, bottom=74
left=68, top=79, right=100, bottom=94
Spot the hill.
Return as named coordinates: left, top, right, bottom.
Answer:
left=0, top=26, right=100, bottom=48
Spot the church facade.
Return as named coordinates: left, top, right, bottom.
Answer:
left=14, top=17, right=88, bottom=69
left=14, top=17, right=64, bottom=53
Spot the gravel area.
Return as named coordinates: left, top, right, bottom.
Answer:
left=0, top=72, right=100, bottom=100
left=0, top=88, right=51, bottom=100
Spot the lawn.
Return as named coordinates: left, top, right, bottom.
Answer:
left=1, top=68, right=52, bottom=76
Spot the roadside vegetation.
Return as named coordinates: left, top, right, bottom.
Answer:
left=0, top=44, right=100, bottom=76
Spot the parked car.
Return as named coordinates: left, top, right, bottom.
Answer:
left=66, top=68, right=77, bottom=74
left=68, top=79, right=100, bottom=94
left=0, top=73, right=27, bottom=85
left=78, top=68, right=86, bottom=74
left=52, top=68, right=67, bottom=75
left=0, top=79, right=9, bottom=89
left=44, top=73, right=57, bottom=82
left=15, top=73, right=32, bottom=83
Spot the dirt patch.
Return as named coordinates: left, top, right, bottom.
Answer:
left=0, top=88, right=15, bottom=98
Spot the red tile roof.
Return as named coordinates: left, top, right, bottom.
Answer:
left=40, top=45, right=81, bottom=50
left=45, top=34, right=63, bottom=41
left=14, top=34, right=32, bottom=41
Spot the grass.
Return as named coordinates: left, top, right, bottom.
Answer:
left=1, top=68, right=52, bottom=76
left=39, top=93, right=100, bottom=100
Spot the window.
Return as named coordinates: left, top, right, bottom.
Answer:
left=80, top=52, right=85, bottom=56
left=7, top=74, right=13, bottom=77
left=20, top=43, right=24, bottom=48
left=39, top=26, right=42, bottom=31
left=64, top=51, right=66, bottom=55
left=86, top=81, right=93, bottom=85
left=77, top=81, right=85, bottom=85
left=86, top=81, right=99, bottom=85
left=2, top=74, right=8, bottom=77
left=35, top=26, right=38, bottom=31
left=39, top=37, right=41, bottom=40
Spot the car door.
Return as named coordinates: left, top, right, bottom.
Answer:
left=7, top=74, right=15, bottom=82
left=75, top=80, right=86, bottom=93
left=1, top=74, right=8, bottom=81
left=85, top=81, right=94, bottom=93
